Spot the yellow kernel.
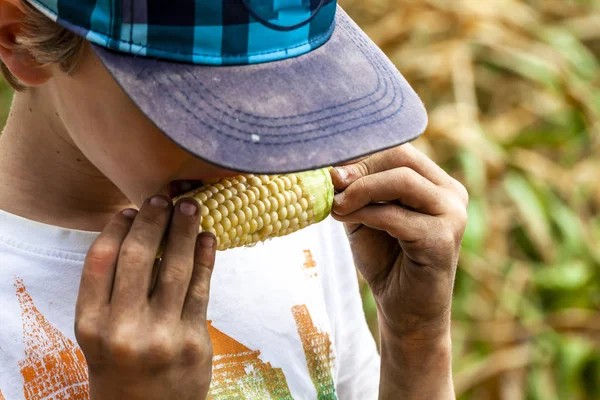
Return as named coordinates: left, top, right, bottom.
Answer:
left=232, top=196, right=243, bottom=210
left=200, top=205, right=209, bottom=217
left=206, top=227, right=217, bottom=237
left=249, top=204, right=259, bottom=219
left=236, top=225, right=243, bottom=237
left=237, top=176, right=247, bottom=184
left=239, top=234, right=250, bottom=245
left=307, top=209, right=314, bottom=220
left=278, top=207, right=288, bottom=220
left=210, top=209, right=222, bottom=224
left=259, top=175, right=270, bottom=184
left=299, top=212, right=308, bottom=222
left=283, top=191, right=292, bottom=206
left=229, top=212, right=239, bottom=227
left=267, top=181, right=279, bottom=194
left=203, top=215, right=215, bottom=228
left=218, top=204, right=229, bottom=218
left=256, top=200, right=266, bottom=215
left=249, top=186, right=260, bottom=197
left=299, top=198, right=309, bottom=211
left=236, top=209, right=246, bottom=224
left=249, top=177, right=262, bottom=187
left=214, top=193, right=226, bottom=204
left=242, top=221, right=251, bottom=234
left=281, top=219, right=290, bottom=230
left=228, top=229, right=237, bottom=241
left=239, top=192, right=249, bottom=207
left=252, top=232, right=261, bottom=244
left=230, top=178, right=239, bottom=185
left=208, top=186, right=219, bottom=194
left=268, top=197, right=279, bottom=212
left=276, top=193, right=286, bottom=208
left=275, top=178, right=285, bottom=193
left=249, top=219, right=258, bottom=233
left=222, top=180, right=232, bottom=188
left=261, top=225, right=274, bottom=236
left=281, top=176, right=292, bottom=190
left=289, top=191, right=298, bottom=204
left=215, top=223, right=224, bottom=236
left=255, top=216, right=264, bottom=231
left=235, top=183, right=246, bottom=192
left=213, top=183, right=225, bottom=191
left=221, top=189, right=233, bottom=199
left=273, top=220, right=282, bottom=232
left=206, top=198, right=219, bottom=210
left=218, top=235, right=228, bottom=245
left=196, top=192, right=209, bottom=203
left=270, top=211, right=279, bottom=223
left=292, top=184, right=302, bottom=198
left=222, top=217, right=232, bottom=232
left=246, top=190, right=256, bottom=204
left=258, top=185, right=269, bottom=199
left=244, top=207, right=253, bottom=221
left=262, top=213, right=271, bottom=226
left=290, top=217, right=299, bottom=227
left=287, top=204, right=296, bottom=218
left=294, top=203, right=303, bottom=217
left=224, top=199, right=235, bottom=213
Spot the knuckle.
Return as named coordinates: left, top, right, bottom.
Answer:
left=107, top=329, right=139, bottom=361
left=74, top=317, right=100, bottom=345
left=120, top=243, right=149, bottom=265
left=161, top=262, right=190, bottom=284
left=87, top=242, right=118, bottom=265
left=187, top=279, right=210, bottom=305
left=146, top=333, right=177, bottom=364
left=137, top=213, right=165, bottom=230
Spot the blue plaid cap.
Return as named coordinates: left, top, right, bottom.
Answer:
left=25, top=0, right=428, bottom=173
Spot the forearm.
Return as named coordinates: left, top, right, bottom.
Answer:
left=378, top=329, right=455, bottom=400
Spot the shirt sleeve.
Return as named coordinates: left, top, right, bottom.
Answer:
left=318, top=218, right=381, bottom=400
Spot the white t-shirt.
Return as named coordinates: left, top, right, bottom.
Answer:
left=0, top=208, right=380, bottom=400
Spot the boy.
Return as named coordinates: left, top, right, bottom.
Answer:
left=0, top=0, right=468, bottom=398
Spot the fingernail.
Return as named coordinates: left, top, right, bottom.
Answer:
left=199, top=233, right=215, bottom=248
left=334, top=191, right=345, bottom=206
left=150, top=196, right=169, bottom=208
left=122, top=209, right=138, bottom=218
left=335, top=167, right=349, bottom=182
left=180, top=201, right=197, bottom=216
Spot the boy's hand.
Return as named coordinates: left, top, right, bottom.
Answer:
left=331, top=144, right=467, bottom=398
left=75, top=196, right=216, bottom=400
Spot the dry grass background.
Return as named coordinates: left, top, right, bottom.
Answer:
left=0, top=0, right=598, bottom=399
left=339, top=0, right=600, bottom=399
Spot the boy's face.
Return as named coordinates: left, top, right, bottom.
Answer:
left=49, top=44, right=239, bottom=205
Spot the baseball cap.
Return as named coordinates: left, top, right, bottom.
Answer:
left=25, top=0, right=428, bottom=174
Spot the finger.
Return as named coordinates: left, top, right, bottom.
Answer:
left=331, top=144, right=449, bottom=191
left=332, top=203, right=434, bottom=244
left=151, top=199, right=202, bottom=316
left=333, top=167, right=450, bottom=217
left=76, top=209, right=137, bottom=316
left=181, top=233, right=217, bottom=324
left=111, top=195, right=173, bottom=308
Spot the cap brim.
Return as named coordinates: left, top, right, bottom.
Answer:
left=92, top=6, right=428, bottom=174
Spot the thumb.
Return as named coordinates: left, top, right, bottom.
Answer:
left=181, top=232, right=217, bottom=323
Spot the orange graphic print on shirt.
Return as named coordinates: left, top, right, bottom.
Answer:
left=207, top=321, right=293, bottom=399
left=14, top=277, right=89, bottom=400
left=302, top=249, right=318, bottom=279
left=0, top=389, right=6, bottom=400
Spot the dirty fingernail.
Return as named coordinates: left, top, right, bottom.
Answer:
left=199, top=233, right=216, bottom=248
left=150, top=196, right=169, bottom=208
left=180, top=202, right=197, bottom=216
left=334, top=167, right=349, bottom=182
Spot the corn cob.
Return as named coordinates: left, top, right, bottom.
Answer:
left=165, top=168, right=334, bottom=253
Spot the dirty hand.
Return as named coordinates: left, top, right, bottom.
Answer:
left=331, top=144, right=468, bottom=343
left=75, top=196, right=216, bottom=400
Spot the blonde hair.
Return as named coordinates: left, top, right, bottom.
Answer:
left=2, top=1, right=85, bottom=91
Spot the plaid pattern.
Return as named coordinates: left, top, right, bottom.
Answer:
left=25, top=0, right=337, bottom=65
